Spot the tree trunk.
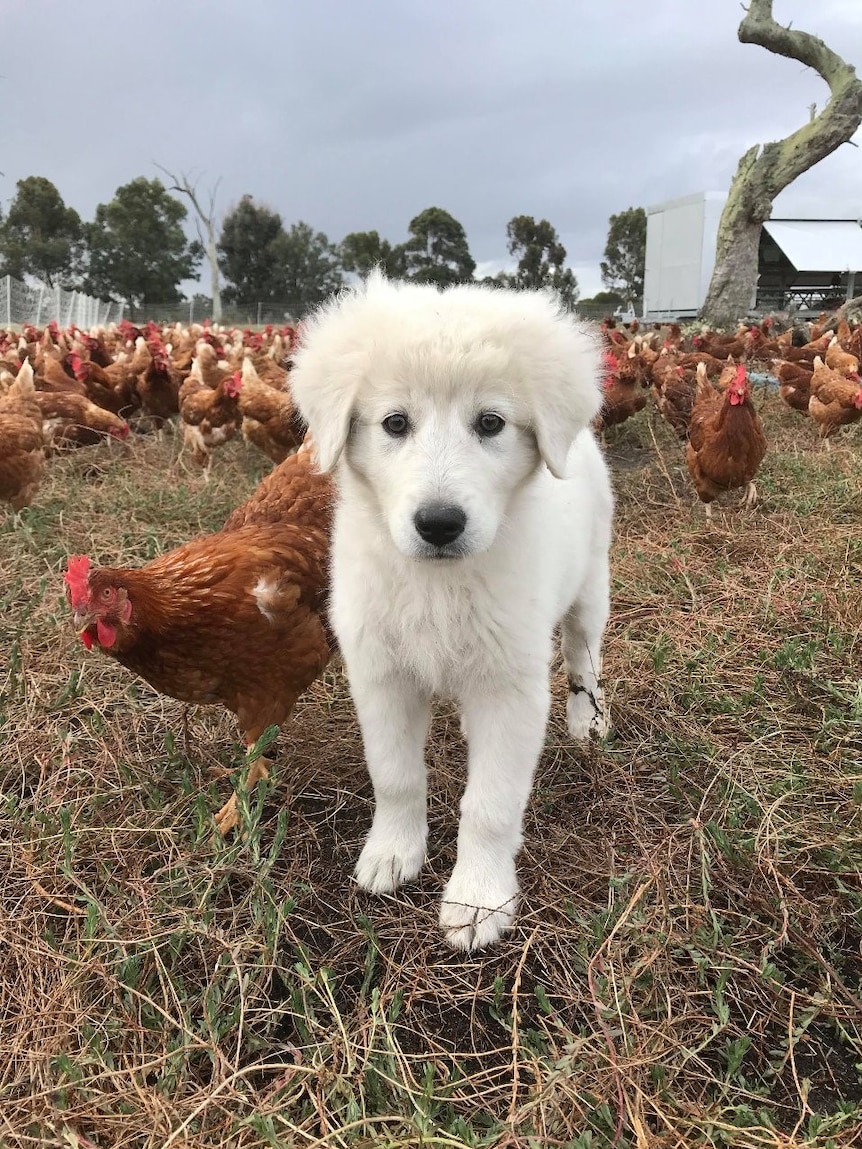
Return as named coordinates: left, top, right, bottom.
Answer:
left=700, top=0, right=862, bottom=328
left=204, top=225, right=222, bottom=323
left=155, top=165, right=223, bottom=322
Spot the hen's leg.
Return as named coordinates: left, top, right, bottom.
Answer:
left=213, top=713, right=288, bottom=835
left=213, top=756, right=271, bottom=835
left=739, top=481, right=758, bottom=508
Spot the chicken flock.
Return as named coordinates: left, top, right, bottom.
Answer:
left=596, top=314, right=862, bottom=514
left=2, top=318, right=328, bottom=831
left=2, top=310, right=860, bottom=830
left=0, top=317, right=303, bottom=515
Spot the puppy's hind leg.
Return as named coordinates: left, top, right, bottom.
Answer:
left=352, top=679, right=432, bottom=895
left=561, top=551, right=611, bottom=741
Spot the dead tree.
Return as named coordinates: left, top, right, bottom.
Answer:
left=700, top=0, right=862, bottom=327
left=155, top=164, right=223, bottom=322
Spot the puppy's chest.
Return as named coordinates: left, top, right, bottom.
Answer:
left=339, top=568, right=529, bottom=693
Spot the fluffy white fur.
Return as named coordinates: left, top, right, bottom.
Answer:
left=290, top=274, right=614, bottom=951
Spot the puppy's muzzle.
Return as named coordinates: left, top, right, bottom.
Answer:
left=413, top=503, right=467, bottom=547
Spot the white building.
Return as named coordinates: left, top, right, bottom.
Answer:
left=642, top=191, right=862, bottom=320
left=643, top=191, right=727, bottom=320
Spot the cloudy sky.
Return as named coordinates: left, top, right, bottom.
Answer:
left=3, top=0, right=861, bottom=299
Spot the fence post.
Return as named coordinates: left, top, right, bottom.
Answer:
left=190, top=298, right=194, bottom=325
left=5, top=276, right=12, bottom=327
left=257, top=301, right=262, bottom=326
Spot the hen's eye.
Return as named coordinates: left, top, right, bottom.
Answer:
left=382, top=412, right=409, bottom=437
left=100, top=587, right=114, bottom=601
left=475, top=412, right=505, bottom=438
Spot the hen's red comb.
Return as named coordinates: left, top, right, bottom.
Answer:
left=64, top=555, right=91, bottom=608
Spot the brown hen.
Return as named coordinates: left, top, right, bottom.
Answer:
left=685, top=363, right=767, bottom=519
left=63, top=435, right=334, bottom=833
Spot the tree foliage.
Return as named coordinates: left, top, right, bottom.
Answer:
left=85, top=178, right=201, bottom=308
left=217, top=196, right=287, bottom=303
left=600, top=207, right=646, bottom=303
left=339, top=230, right=406, bottom=279
left=502, top=214, right=579, bottom=307
left=218, top=200, right=343, bottom=312
left=403, top=207, right=475, bottom=286
left=0, top=176, right=84, bottom=287
left=271, top=222, right=344, bottom=314
left=579, top=290, right=624, bottom=309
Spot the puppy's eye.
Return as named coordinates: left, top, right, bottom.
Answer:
left=382, top=412, right=410, bottom=437
left=475, top=412, right=505, bottom=438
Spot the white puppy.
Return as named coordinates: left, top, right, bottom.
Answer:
left=290, top=273, right=613, bottom=951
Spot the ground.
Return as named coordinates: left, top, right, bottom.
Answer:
left=1, top=398, right=861, bottom=1148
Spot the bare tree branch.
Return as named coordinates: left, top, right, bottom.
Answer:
left=700, top=1, right=862, bottom=325
left=154, top=162, right=223, bottom=321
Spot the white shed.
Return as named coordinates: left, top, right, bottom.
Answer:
left=643, top=193, right=862, bottom=320
left=643, top=191, right=728, bottom=320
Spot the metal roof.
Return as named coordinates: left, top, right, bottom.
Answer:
left=762, top=219, right=862, bottom=272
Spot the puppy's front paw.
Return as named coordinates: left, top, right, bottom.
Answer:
left=354, top=826, right=427, bottom=894
left=567, top=685, right=609, bottom=741
left=439, top=864, right=519, bottom=951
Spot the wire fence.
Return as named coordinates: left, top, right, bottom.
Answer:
left=135, top=299, right=637, bottom=328
left=0, top=275, right=124, bottom=329
left=128, top=300, right=304, bottom=327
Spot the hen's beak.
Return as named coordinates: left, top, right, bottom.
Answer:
left=73, top=609, right=94, bottom=632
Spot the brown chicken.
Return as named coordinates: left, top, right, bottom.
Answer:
left=63, top=435, right=335, bottom=833
left=66, top=352, right=130, bottom=416
left=686, top=363, right=767, bottom=519
left=691, top=327, right=752, bottom=361
left=652, top=361, right=696, bottom=439
left=70, top=343, right=147, bottom=417
left=835, top=319, right=862, bottom=364
left=824, top=336, right=860, bottom=379
left=179, top=368, right=243, bottom=473
left=34, top=391, right=130, bottom=451
left=134, top=340, right=182, bottom=427
left=773, top=359, right=814, bottom=414
left=808, top=356, right=862, bottom=443
left=34, top=350, right=86, bottom=395
left=594, top=348, right=648, bottom=437
left=0, top=359, right=47, bottom=514
left=238, top=355, right=305, bottom=463
left=188, top=342, right=229, bottom=390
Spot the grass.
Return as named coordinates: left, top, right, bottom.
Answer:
left=1, top=400, right=861, bottom=1148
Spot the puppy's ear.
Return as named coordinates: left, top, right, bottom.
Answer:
left=530, top=368, right=603, bottom=479
left=287, top=287, right=368, bottom=473
left=512, top=301, right=604, bottom=480
left=533, top=409, right=585, bottom=480
left=289, top=353, right=358, bottom=473
left=301, top=384, right=355, bottom=473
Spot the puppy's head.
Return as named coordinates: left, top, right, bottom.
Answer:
left=290, top=273, right=603, bottom=560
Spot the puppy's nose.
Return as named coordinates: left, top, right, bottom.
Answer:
left=414, top=503, right=467, bottom=546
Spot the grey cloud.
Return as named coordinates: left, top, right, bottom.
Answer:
left=2, top=0, right=859, bottom=294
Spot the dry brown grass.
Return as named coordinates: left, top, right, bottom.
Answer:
left=2, top=401, right=861, bottom=1148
